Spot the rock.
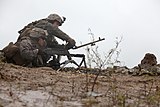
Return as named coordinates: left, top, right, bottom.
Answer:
left=130, top=53, right=160, bottom=76
left=139, top=53, right=157, bottom=69
left=136, top=53, right=158, bottom=74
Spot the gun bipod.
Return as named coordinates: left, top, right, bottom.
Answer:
left=60, top=53, right=87, bottom=69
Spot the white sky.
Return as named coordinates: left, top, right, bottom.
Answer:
left=0, top=0, right=160, bottom=68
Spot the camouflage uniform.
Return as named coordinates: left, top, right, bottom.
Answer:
left=16, top=14, right=75, bottom=68
left=18, top=28, right=47, bottom=67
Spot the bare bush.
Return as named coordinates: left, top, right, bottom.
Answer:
left=86, top=28, right=122, bottom=69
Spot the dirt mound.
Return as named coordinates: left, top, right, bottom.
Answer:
left=1, top=62, right=160, bottom=107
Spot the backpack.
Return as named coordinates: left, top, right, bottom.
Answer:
left=2, top=42, right=25, bottom=65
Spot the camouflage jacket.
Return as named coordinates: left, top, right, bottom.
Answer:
left=18, top=19, right=74, bottom=47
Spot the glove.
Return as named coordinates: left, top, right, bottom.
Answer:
left=66, top=38, right=76, bottom=49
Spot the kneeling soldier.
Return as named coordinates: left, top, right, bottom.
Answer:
left=19, top=28, right=48, bottom=67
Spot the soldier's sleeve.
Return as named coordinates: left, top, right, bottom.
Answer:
left=19, top=39, right=38, bottom=61
left=51, top=27, right=73, bottom=42
left=35, top=21, right=73, bottom=42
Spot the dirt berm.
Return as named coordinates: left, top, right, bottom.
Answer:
left=0, top=62, right=160, bottom=107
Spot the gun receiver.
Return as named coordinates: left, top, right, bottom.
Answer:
left=43, top=37, right=105, bottom=68
left=42, top=45, right=87, bottom=68
left=73, top=37, right=105, bottom=49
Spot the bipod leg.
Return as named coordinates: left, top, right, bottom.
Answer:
left=79, top=55, right=87, bottom=68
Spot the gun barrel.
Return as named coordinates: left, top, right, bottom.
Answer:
left=73, top=37, right=105, bottom=49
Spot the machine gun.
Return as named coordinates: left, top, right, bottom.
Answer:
left=43, top=37, right=105, bottom=68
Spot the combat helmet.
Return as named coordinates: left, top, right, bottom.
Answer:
left=29, top=27, right=48, bottom=39
left=47, top=14, right=64, bottom=26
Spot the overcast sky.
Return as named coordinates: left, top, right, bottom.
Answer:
left=0, top=0, right=160, bottom=67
